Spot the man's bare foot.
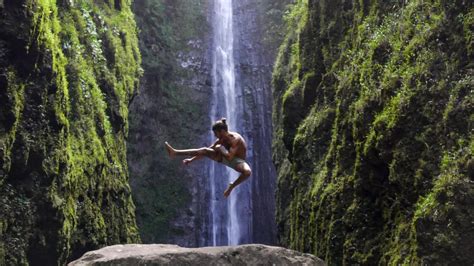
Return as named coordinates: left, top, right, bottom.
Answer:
left=223, top=183, right=234, bottom=198
left=165, top=142, right=176, bottom=158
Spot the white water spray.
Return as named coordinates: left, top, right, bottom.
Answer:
left=208, top=0, right=246, bottom=246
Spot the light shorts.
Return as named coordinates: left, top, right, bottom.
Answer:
left=221, top=156, right=247, bottom=170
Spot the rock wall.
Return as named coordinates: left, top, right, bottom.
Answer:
left=128, top=0, right=213, bottom=246
left=272, top=0, right=473, bottom=265
left=0, top=0, right=142, bottom=264
left=232, top=0, right=288, bottom=245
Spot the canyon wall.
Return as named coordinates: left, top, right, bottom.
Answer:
left=272, top=0, right=473, bottom=264
left=0, top=0, right=142, bottom=264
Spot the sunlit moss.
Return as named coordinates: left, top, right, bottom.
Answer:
left=1, top=0, right=142, bottom=264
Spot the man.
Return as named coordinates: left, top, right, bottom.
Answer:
left=164, top=118, right=252, bottom=198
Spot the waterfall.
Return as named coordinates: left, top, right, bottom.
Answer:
left=207, top=0, right=252, bottom=246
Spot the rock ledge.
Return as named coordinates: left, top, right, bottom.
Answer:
left=68, top=243, right=326, bottom=265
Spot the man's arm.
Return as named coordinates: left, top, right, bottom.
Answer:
left=183, top=154, right=203, bottom=165
left=218, top=140, right=238, bottom=161
left=210, top=138, right=221, bottom=149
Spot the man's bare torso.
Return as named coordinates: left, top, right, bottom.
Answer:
left=218, top=131, right=247, bottom=160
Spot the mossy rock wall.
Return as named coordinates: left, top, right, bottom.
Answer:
left=272, top=0, right=473, bottom=265
left=0, top=0, right=142, bottom=264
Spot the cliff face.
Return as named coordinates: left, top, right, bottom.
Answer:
left=0, top=0, right=142, bottom=264
left=129, top=0, right=212, bottom=246
left=232, top=0, right=288, bottom=244
left=273, top=0, right=473, bottom=265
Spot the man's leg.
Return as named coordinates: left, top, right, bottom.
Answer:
left=223, top=162, right=252, bottom=198
left=165, top=142, right=221, bottom=161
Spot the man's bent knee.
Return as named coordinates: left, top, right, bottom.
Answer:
left=243, top=168, right=252, bottom=178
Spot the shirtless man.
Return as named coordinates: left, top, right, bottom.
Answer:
left=164, top=118, right=251, bottom=198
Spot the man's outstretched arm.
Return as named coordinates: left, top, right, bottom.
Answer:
left=183, top=155, right=203, bottom=165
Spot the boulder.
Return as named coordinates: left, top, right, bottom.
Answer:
left=68, top=244, right=326, bottom=265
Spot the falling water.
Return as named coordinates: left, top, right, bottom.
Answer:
left=207, top=0, right=251, bottom=246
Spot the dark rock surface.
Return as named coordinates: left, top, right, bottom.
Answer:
left=232, top=0, right=283, bottom=245
left=129, top=0, right=213, bottom=246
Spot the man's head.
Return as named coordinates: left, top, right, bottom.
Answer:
left=212, top=117, right=228, bottom=138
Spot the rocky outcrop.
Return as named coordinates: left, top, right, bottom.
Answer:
left=69, top=244, right=326, bottom=265
left=0, top=0, right=141, bottom=265
left=273, top=0, right=473, bottom=265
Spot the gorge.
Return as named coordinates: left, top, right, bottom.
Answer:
left=0, top=0, right=472, bottom=265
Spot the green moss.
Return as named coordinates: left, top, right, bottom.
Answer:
left=1, top=70, right=26, bottom=186
left=273, top=0, right=473, bottom=264
left=0, top=219, right=4, bottom=265
left=1, top=0, right=142, bottom=264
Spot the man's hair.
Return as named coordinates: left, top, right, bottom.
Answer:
left=212, top=117, right=228, bottom=132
